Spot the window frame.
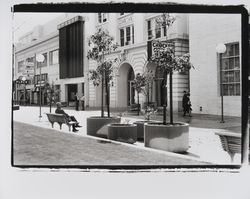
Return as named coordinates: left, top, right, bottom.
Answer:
left=97, top=13, right=108, bottom=24
left=119, top=25, right=134, bottom=47
left=220, top=42, right=240, bottom=96
left=49, top=49, right=59, bottom=65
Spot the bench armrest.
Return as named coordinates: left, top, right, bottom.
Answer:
left=215, top=131, right=241, bottom=138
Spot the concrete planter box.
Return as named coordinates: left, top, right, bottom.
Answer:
left=133, top=120, right=159, bottom=140
left=87, top=117, right=121, bottom=138
left=107, top=123, right=137, bottom=144
left=144, top=122, right=189, bottom=153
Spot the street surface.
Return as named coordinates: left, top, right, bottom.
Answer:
left=13, top=106, right=242, bottom=165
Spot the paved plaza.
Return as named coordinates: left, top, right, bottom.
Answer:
left=13, top=106, right=242, bottom=165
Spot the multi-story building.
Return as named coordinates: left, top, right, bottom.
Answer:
left=14, top=14, right=87, bottom=106
left=14, top=12, right=189, bottom=112
left=88, top=13, right=189, bottom=111
left=15, top=13, right=243, bottom=117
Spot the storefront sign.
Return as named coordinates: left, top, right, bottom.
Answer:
left=147, top=40, right=174, bottom=61
left=26, top=62, right=34, bottom=67
left=22, top=59, right=35, bottom=76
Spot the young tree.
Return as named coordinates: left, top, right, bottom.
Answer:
left=142, top=68, right=154, bottom=106
left=87, top=28, right=118, bottom=117
left=150, top=13, right=194, bottom=125
left=132, top=73, right=146, bottom=115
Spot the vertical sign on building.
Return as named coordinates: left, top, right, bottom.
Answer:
left=58, top=16, right=84, bottom=79
left=22, top=57, right=35, bottom=79
left=147, top=40, right=174, bottom=61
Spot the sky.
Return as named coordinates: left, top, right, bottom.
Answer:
left=13, top=12, right=63, bottom=42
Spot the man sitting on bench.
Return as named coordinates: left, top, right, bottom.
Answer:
left=55, top=102, right=82, bottom=132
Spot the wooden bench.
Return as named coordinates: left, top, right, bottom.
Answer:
left=215, top=131, right=249, bottom=162
left=46, top=113, right=77, bottom=132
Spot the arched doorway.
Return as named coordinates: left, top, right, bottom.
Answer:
left=127, top=67, right=135, bottom=106
left=117, top=63, right=135, bottom=108
left=145, top=63, right=167, bottom=107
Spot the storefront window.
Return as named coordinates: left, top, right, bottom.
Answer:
left=220, top=43, right=240, bottom=96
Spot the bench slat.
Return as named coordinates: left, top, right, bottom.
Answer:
left=215, top=131, right=250, bottom=162
left=46, top=113, right=76, bottom=132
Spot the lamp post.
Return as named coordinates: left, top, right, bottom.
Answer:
left=216, top=43, right=226, bottom=123
left=36, top=54, right=45, bottom=120
left=21, top=76, right=26, bottom=106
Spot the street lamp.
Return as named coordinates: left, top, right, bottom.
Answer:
left=216, top=43, right=226, bottom=123
left=21, top=76, right=26, bottom=106
left=36, top=54, right=45, bottom=120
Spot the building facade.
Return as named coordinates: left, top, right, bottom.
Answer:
left=14, top=14, right=87, bottom=107
left=14, top=12, right=190, bottom=112
left=189, top=14, right=242, bottom=117
left=88, top=13, right=190, bottom=111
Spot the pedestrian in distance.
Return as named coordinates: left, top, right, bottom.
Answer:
left=80, top=95, right=85, bottom=111
left=75, top=93, right=79, bottom=111
left=186, top=93, right=192, bottom=117
left=55, top=102, right=82, bottom=132
left=182, top=91, right=189, bottom=117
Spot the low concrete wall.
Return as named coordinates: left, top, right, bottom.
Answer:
left=86, top=117, right=121, bottom=138
left=144, top=122, right=189, bottom=153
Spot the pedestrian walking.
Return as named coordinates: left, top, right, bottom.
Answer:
left=75, top=93, right=79, bottom=111
left=186, top=93, right=192, bottom=117
left=80, top=95, right=85, bottom=110
left=182, top=91, right=189, bottom=116
left=55, top=102, right=82, bottom=132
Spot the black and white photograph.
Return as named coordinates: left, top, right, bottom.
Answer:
left=1, top=0, right=250, bottom=199
left=12, top=5, right=247, bottom=167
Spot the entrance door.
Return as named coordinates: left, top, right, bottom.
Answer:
left=128, top=81, right=135, bottom=105
left=127, top=67, right=135, bottom=106
left=68, top=84, right=78, bottom=105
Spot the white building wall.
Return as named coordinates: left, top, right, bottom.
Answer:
left=189, top=14, right=241, bottom=116
left=15, top=12, right=191, bottom=111
left=88, top=13, right=191, bottom=111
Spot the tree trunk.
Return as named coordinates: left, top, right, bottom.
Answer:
left=49, top=92, right=52, bottom=113
left=137, top=91, right=140, bottom=116
left=147, top=85, right=150, bottom=105
left=101, top=75, right=104, bottom=117
left=169, top=71, right=173, bottom=124
left=105, top=75, right=110, bottom=118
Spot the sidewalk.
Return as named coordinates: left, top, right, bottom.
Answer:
left=13, top=105, right=242, bottom=165
left=13, top=121, right=207, bottom=166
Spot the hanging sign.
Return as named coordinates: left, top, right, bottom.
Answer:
left=148, top=40, right=174, bottom=61
left=22, top=58, right=35, bottom=76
